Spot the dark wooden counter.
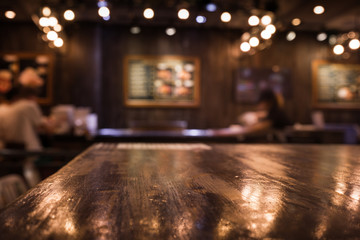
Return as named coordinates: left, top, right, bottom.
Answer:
left=1, top=143, right=360, bottom=239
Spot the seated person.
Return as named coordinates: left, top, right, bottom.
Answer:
left=231, top=89, right=292, bottom=139
left=0, top=68, right=54, bottom=150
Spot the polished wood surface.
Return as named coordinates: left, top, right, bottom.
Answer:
left=1, top=143, right=360, bottom=239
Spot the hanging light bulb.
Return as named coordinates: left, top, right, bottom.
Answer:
left=54, top=38, right=64, bottom=47
left=221, top=12, right=231, bottom=22
left=143, top=8, right=154, bottom=19
left=248, top=15, right=260, bottom=26
left=166, top=27, right=176, bottom=36
left=48, top=17, right=58, bottom=27
left=265, top=24, right=276, bottom=34
left=206, top=3, right=217, bottom=12
left=39, top=17, right=50, bottom=27
left=196, top=15, right=206, bottom=24
left=313, top=5, right=325, bottom=15
left=317, top=32, right=327, bottom=41
left=349, top=39, right=360, bottom=50
left=333, top=44, right=344, bottom=55
left=240, top=42, right=251, bottom=52
left=178, top=9, right=189, bottom=20
left=5, top=10, right=16, bottom=19
left=42, top=7, right=51, bottom=17
left=54, top=24, right=62, bottom=32
left=261, top=30, right=272, bottom=39
left=47, top=31, right=58, bottom=41
left=64, top=10, right=75, bottom=21
left=249, top=37, right=260, bottom=47
left=261, top=15, right=272, bottom=25
left=98, top=6, right=110, bottom=17
left=286, top=31, right=296, bottom=41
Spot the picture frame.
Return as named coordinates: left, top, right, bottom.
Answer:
left=0, top=52, right=54, bottom=104
left=234, top=67, right=291, bottom=104
left=123, top=55, right=200, bottom=108
left=312, top=60, right=360, bottom=109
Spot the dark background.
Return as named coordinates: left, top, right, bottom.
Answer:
left=1, top=21, right=359, bottom=129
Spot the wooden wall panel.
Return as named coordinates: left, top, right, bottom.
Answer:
left=1, top=22, right=359, bottom=128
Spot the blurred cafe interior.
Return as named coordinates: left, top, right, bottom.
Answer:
left=0, top=0, right=360, bottom=239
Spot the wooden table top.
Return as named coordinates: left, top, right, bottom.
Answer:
left=1, top=143, right=360, bottom=239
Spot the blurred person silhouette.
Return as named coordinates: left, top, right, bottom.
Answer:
left=0, top=68, right=53, bottom=150
left=231, top=88, right=291, bottom=140
left=0, top=68, right=56, bottom=186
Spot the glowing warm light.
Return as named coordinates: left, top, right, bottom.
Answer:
left=166, top=27, right=176, bottom=36
left=261, top=30, right=272, bottom=39
left=348, top=32, right=356, bottom=39
left=313, top=5, right=325, bottom=15
left=286, top=31, right=296, bottom=41
left=206, top=3, right=217, bottom=12
left=291, top=18, right=301, bottom=26
left=249, top=37, right=260, bottom=47
left=349, top=39, right=360, bottom=50
left=261, top=15, right=272, bottom=25
left=266, top=24, right=276, bottom=34
left=98, top=6, right=110, bottom=17
left=39, top=17, right=50, bottom=27
left=64, top=10, right=75, bottom=21
left=42, top=7, right=51, bottom=17
left=333, top=44, right=344, bottom=55
left=54, top=24, right=62, bottom=32
left=5, top=11, right=16, bottom=19
left=43, top=27, right=51, bottom=33
left=178, top=9, right=189, bottom=20
left=337, top=87, right=351, bottom=99
left=130, top=26, right=141, bottom=34
left=241, top=32, right=251, bottom=41
left=196, top=15, right=206, bottom=24
left=47, top=31, right=58, bottom=41
left=54, top=38, right=64, bottom=47
left=48, top=17, right=58, bottom=27
left=143, top=8, right=154, bottom=19
left=240, top=42, right=251, bottom=52
left=221, top=12, right=231, bottom=23
left=317, top=32, right=327, bottom=41
left=328, top=35, right=337, bottom=45
left=248, top=15, right=260, bottom=26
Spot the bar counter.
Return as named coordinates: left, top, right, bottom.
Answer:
left=1, top=143, right=360, bottom=239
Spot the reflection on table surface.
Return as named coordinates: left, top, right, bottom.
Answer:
left=1, top=143, right=360, bottom=239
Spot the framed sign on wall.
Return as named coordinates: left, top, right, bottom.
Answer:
left=0, top=53, right=54, bottom=104
left=312, top=60, right=360, bottom=109
left=123, top=55, right=200, bottom=108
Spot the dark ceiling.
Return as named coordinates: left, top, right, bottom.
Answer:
left=0, top=0, right=360, bottom=32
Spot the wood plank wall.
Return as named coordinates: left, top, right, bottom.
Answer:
left=1, top=22, right=359, bottom=128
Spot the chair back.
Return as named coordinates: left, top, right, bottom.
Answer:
left=0, top=174, right=28, bottom=209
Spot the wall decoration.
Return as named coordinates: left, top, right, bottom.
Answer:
left=0, top=53, right=54, bottom=104
left=312, top=60, right=360, bottom=109
left=124, top=55, right=200, bottom=107
left=234, top=67, right=291, bottom=104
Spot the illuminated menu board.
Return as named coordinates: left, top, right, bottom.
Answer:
left=124, top=55, right=200, bottom=107
left=312, top=60, right=360, bottom=109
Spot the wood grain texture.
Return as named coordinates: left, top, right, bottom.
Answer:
left=1, top=143, right=360, bottom=239
left=1, top=22, right=360, bottom=128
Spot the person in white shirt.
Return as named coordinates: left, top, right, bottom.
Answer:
left=0, top=95, right=45, bottom=150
